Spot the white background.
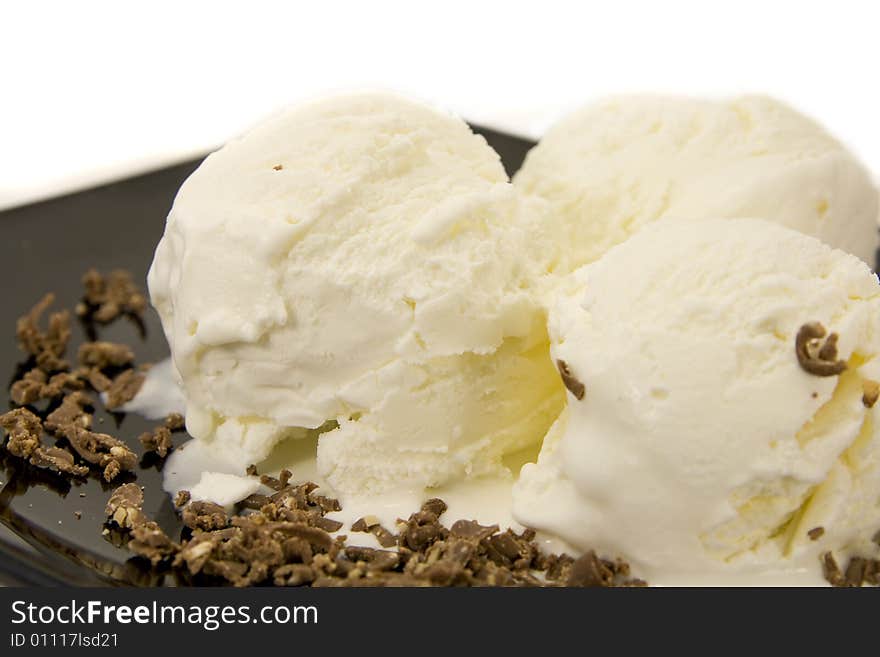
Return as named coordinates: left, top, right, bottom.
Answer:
left=1, top=0, right=878, bottom=210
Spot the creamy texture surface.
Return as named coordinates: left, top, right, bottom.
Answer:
left=148, top=93, right=564, bottom=497
left=513, top=218, right=880, bottom=585
left=515, top=95, right=880, bottom=274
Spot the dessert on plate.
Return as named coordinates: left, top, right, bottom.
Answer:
left=2, top=91, right=879, bottom=586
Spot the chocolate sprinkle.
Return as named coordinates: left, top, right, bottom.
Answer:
left=63, top=425, right=137, bottom=482
left=795, top=322, right=847, bottom=377
left=139, top=425, right=174, bottom=458
left=351, top=516, right=398, bottom=548
left=44, top=391, right=93, bottom=435
left=103, top=369, right=145, bottom=409
left=566, top=551, right=614, bottom=587
left=105, top=483, right=146, bottom=529
left=28, top=445, right=89, bottom=477
left=16, top=293, right=71, bottom=373
left=556, top=359, right=585, bottom=400
left=78, top=269, right=147, bottom=323
left=807, top=527, right=825, bottom=541
left=0, top=408, right=44, bottom=460
left=77, top=341, right=135, bottom=369
left=129, top=522, right=179, bottom=566
left=10, top=368, right=85, bottom=405
left=0, top=407, right=89, bottom=477
left=821, top=551, right=880, bottom=587
left=182, top=501, right=228, bottom=531
left=165, top=413, right=186, bottom=431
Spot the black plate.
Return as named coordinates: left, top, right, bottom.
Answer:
left=0, top=126, right=536, bottom=586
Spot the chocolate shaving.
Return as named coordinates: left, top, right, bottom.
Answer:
left=273, top=564, right=316, bottom=586
left=862, top=380, right=880, bottom=408
left=9, top=369, right=51, bottom=406
left=844, top=558, right=868, bottom=587
left=239, top=493, right=271, bottom=510
left=139, top=425, right=173, bottom=458
left=1, top=408, right=89, bottom=477
left=260, top=469, right=292, bottom=491
left=0, top=408, right=44, bottom=459
left=309, top=493, right=341, bottom=513
left=175, top=532, right=227, bottom=575
left=311, top=515, right=344, bottom=533
left=822, top=552, right=845, bottom=586
left=44, top=391, right=93, bottom=435
left=165, top=412, right=186, bottom=431
left=795, top=322, right=847, bottom=377
left=86, top=368, right=113, bottom=392
left=343, top=546, right=400, bottom=573
left=567, top=551, right=615, bottom=587
left=486, top=529, right=536, bottom=570
left=272, top=481, right=314, bottom=509
left=351, top=516, right=398, bottom=548
left=807, top=527, right=825, bottom=541
left=78, top=269, right=147, bottom=323
left=16, top=294, right=71, bottom=372
left=103, top=369, right=145, bottom=409
left=29, top=446, right=89, bottom=477
left=129, top=521, right=178, bottom=565
left=105, top=483, right=145, bottom=529
left=182, top=501, right=228, bottom=531
left=398, top=499, right=448, bottom=552
left=77, top=341, right=135, bottom=369
left=822, top=551, right=880, bottom=587
left=63, top=425, right=137, bottom=482
left=201, top=558, right=251, bottom=584
left=556, top=359, right=586, bottom=400
left=541, top=553, right=575, bottom=581
left=450, top=519, right=499, bottom=541
left=10, top=368, right=85, bottom=405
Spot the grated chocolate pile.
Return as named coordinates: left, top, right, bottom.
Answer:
left=4, top=276, right=880, bottom=586
left=2, top=271, right=153, bottom=482
left=104, top=478, right=646, bottom=588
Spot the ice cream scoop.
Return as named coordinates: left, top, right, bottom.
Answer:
left=148, top=93, right=564, bottom=497
left=515, top=95, right=879, bottom=274
left=512, top=217, right=880, bottom=585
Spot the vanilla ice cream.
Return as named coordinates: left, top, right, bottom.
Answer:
left=513, top=217, right=880, bottom=585
left=148, top=93, right=564, bottom=497
left=515, top=95, right=879, bottom=273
